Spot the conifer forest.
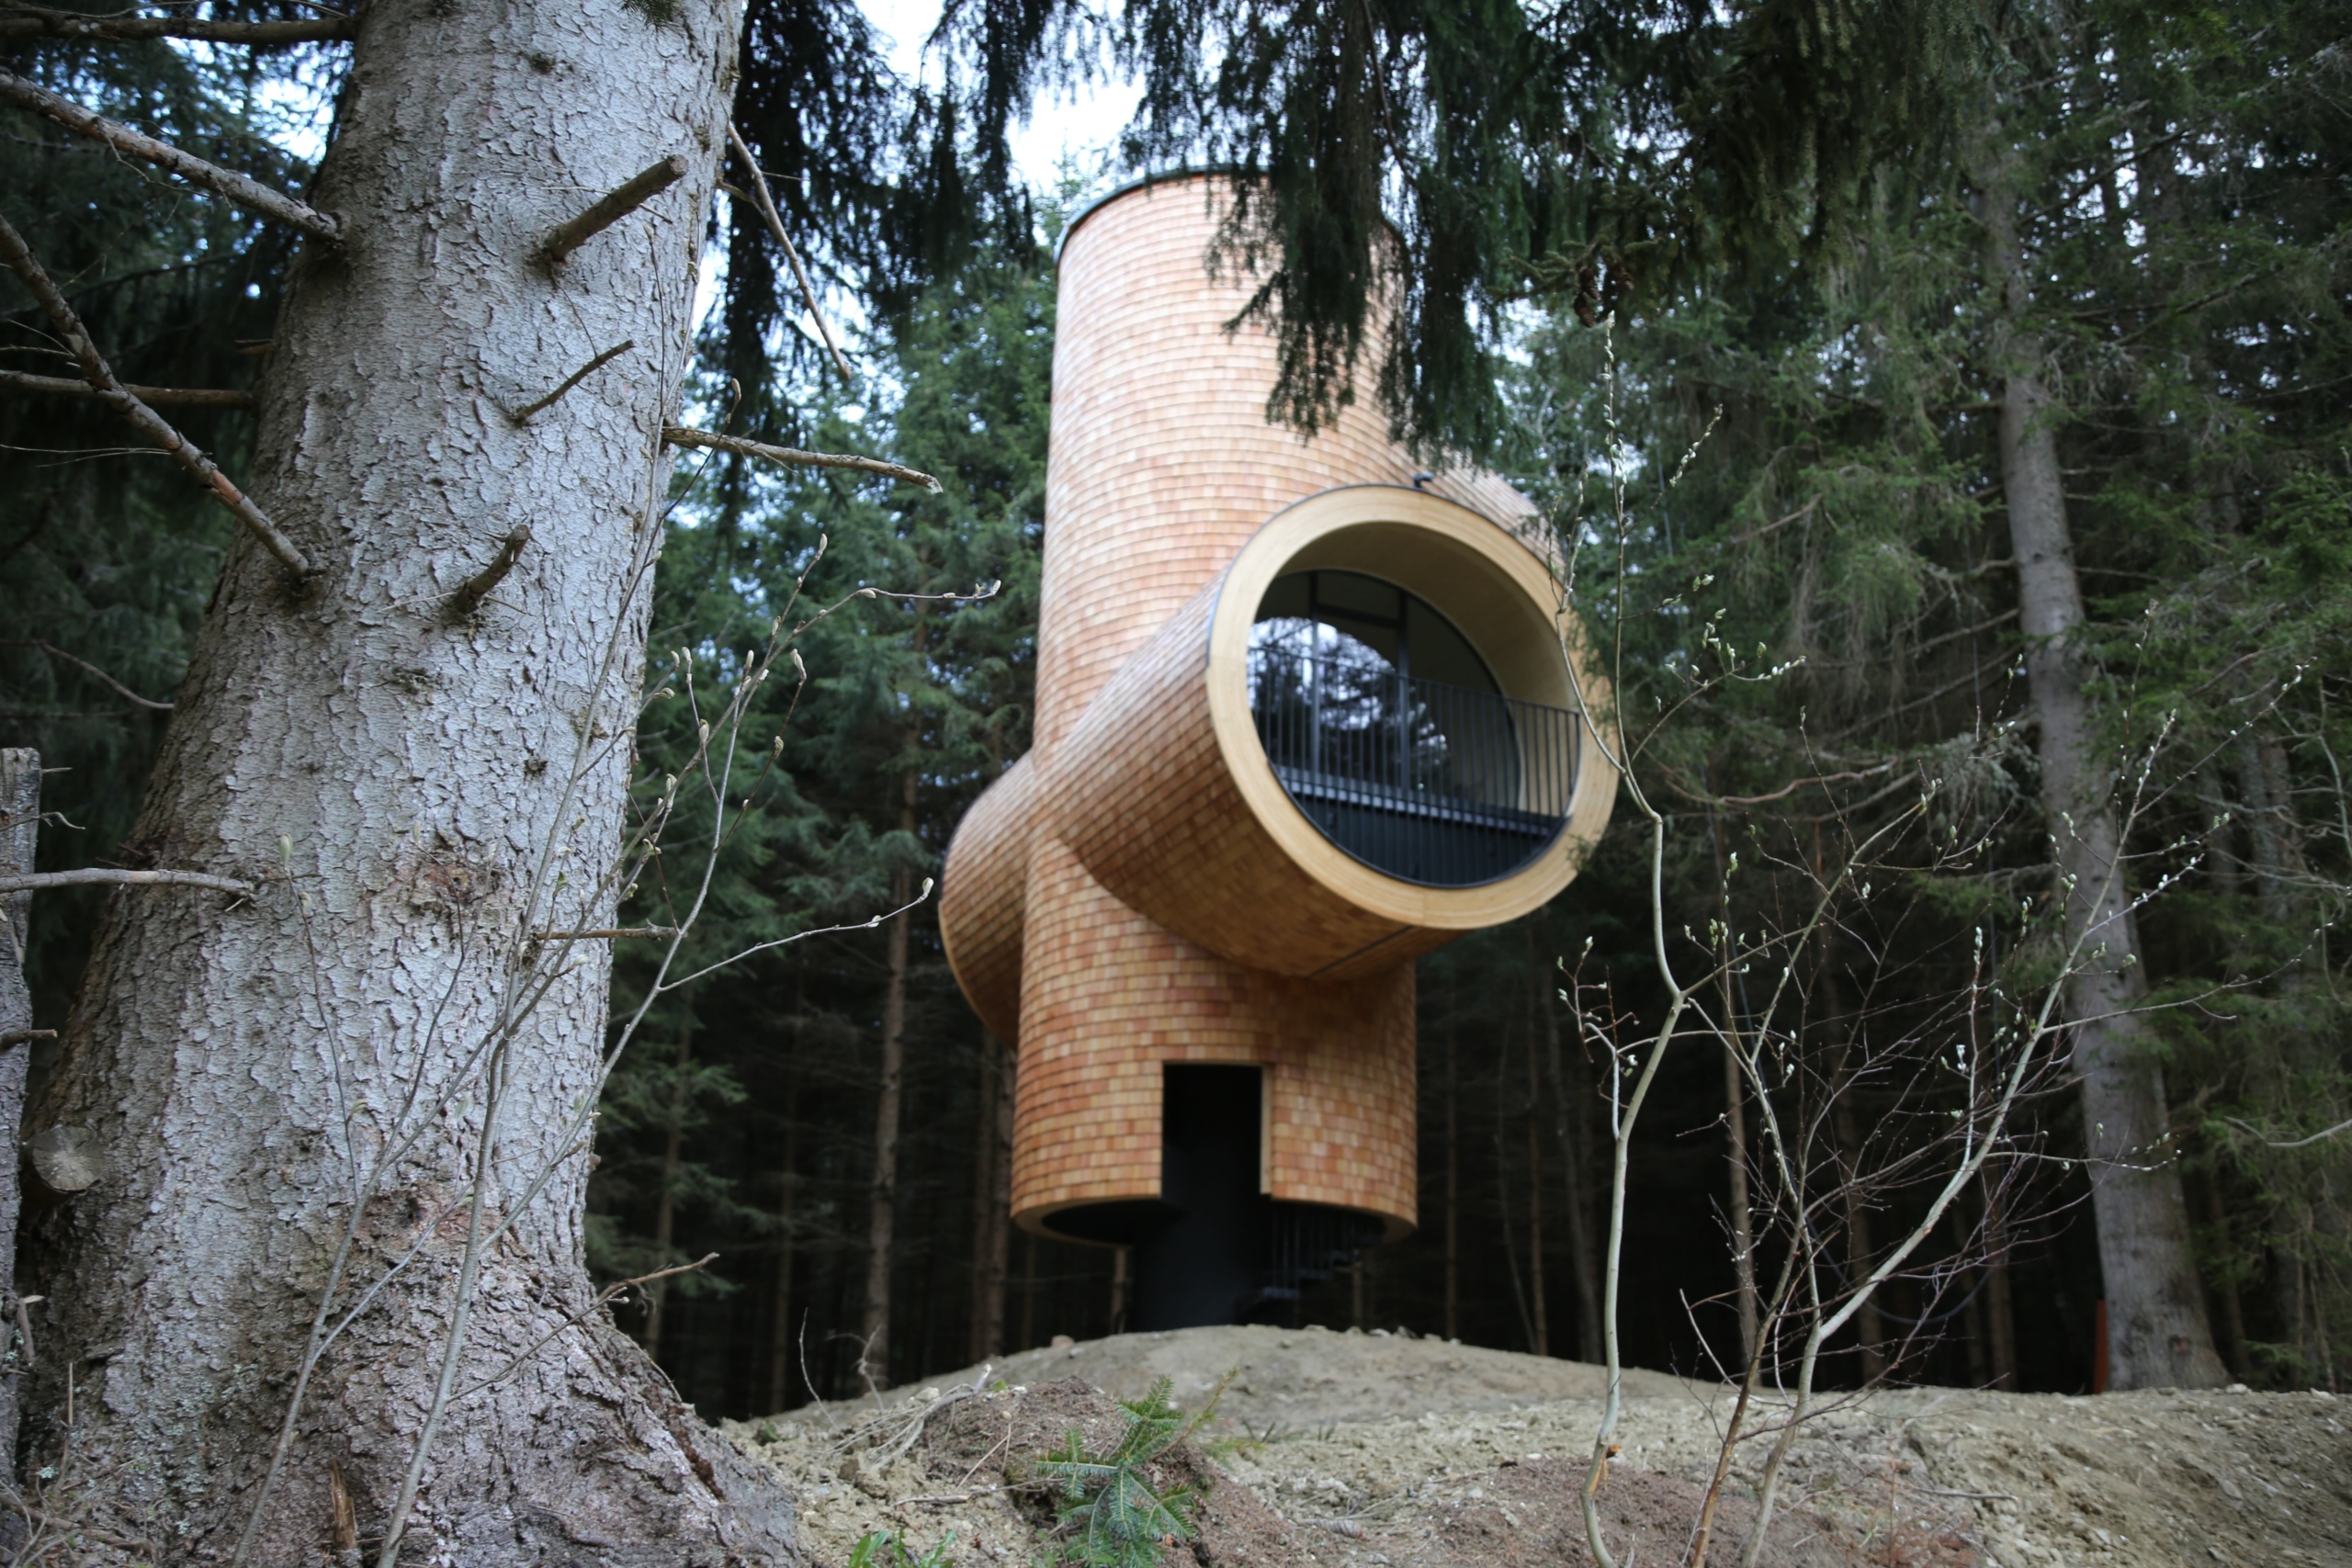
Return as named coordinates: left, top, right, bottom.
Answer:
left=0, top=1, right=2347, bottom=1562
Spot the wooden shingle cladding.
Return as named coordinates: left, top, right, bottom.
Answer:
left=937, top=173, right=1615, bottom=1244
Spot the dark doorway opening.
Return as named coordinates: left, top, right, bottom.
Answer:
left=1131, top=1065, right=1268, bottom=1330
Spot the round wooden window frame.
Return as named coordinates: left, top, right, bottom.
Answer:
left=1206, top=485, right=1619, bottom=931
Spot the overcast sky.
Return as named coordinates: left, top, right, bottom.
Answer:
left=858, top=0, right=1142, bottom=194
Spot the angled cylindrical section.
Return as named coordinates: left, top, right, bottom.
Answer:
left=1054, top=485, right=1616, bottom=977
left=939, top=751, right=1037, bottom=1043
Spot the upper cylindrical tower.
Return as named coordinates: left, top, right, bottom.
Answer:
left=1035, top=174, right=1537, bottom=750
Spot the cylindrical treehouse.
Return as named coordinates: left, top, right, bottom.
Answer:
left=939, top=173, right=1615, bottom=1330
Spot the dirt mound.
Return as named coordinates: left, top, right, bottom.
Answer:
left=799, top=1323, right=1690, bottom=1433
left=737, top=1371, right=1303, bottom=1567
left=726, top=1326, right=2352, bottom=1568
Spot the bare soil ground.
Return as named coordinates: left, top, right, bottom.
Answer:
left=726, top=1325, right=2352, bottom=1568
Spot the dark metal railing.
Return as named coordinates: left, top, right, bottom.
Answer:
left=1250, top=1203, right=1386, bottom=1310
left=1247, top=647, right=1577, bottom=887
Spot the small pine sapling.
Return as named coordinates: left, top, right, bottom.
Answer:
left=848, top=1529, right=956, bottom=1567
left=1034, top=1373, right=1231, bottom=1567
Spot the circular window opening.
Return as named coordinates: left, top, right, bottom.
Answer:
left=1248, top=570, right=1577, bottom=887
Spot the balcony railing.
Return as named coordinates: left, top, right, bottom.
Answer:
left=1247, top=647, right=1577, bottom=887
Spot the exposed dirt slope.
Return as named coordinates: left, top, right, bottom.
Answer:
left=889, top=1324, right=1689, bottom=1429
left=728, top=1325, right=2352, bottom=1568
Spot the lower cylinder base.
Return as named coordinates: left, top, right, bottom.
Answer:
left=1045, top=1064, right=1385, bottom=1329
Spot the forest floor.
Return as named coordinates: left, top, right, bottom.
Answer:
left=726, top=1325, right=2352, bottom=1568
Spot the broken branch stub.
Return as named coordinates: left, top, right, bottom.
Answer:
left=443, top=524, right=532, bottom=624
left=538, top=155, right=689, bottom=267
left=511, top=340, right=634, bottom=423
left=27, top=1124, right=103, bottom=1196
left=0, top=70, right=342, bottom=243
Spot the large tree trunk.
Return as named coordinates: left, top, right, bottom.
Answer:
left=643, top=999, right=698, bottom=1356
left=967, top=1031, right=1012, bottom=1363
left=0, top=751, right=38, bottom=1476
left=1536, top=994, right=1602, bottom=1364
left=861, top=861, right=912, bottom=1390
left=18, top=2, right=796, bottom=1559
left=1984, top=167, right=2227, bottom=1392
left=1522, top=999, right=1548, bottom=1359
left=1443, top=1021, right=1459, bottom=1342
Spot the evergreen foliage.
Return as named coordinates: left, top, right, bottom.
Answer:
left=0, top=5, right=329, bottom=1021
left=6, top=0, right=2347, bottom=1421
left=1034, top=1376, right=1211, bottom=1567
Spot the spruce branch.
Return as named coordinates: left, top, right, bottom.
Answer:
left=0, top=70, right=341, bottom=242
left=1, top=369, right=251, bottom=410
left=663, top=424, right=940, bottom=491
left=0, top=213, right=311, bottom=578
left=1, top=640, right=175, bottom=709
left=725, top=122, right=854, bottom=387
left=0, top=869, right=253, bottom=896
left=0, top=7, right=356, bottom=44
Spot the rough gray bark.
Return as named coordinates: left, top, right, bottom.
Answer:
left=0, top=750, right=38, bottom=1473
left=1984, top=165, right=2228, bottom=1392
left=18, top=2, right=797, bottom=1560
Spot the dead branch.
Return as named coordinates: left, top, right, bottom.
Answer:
left=0, top=214, right=312, bottom=577
left=538, top=155, right=688, bottom=266
left=0, top=7, right=356, bottom=44
left=724, top=122, right=853, bottom=386
left=2226, top=1113, right=2352, bottom=1149
left=510, top=339, right=633, bottom=423
left=663, top=424, right=940, bottom=492
left=0, top=1030, right=56, bottom=1049
left=1, top=369, right=251, bottom=410
left=0, top=70, right=341, bottom=243
left=1, top=639, right=173, bottom=709
left=534, top=926, right=683, bottom=941
left=442, top=524, right=530, bottom=624
left=0, top=869, right=253, bottom=896
left=1664, top=761, right=1898, bottom=808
